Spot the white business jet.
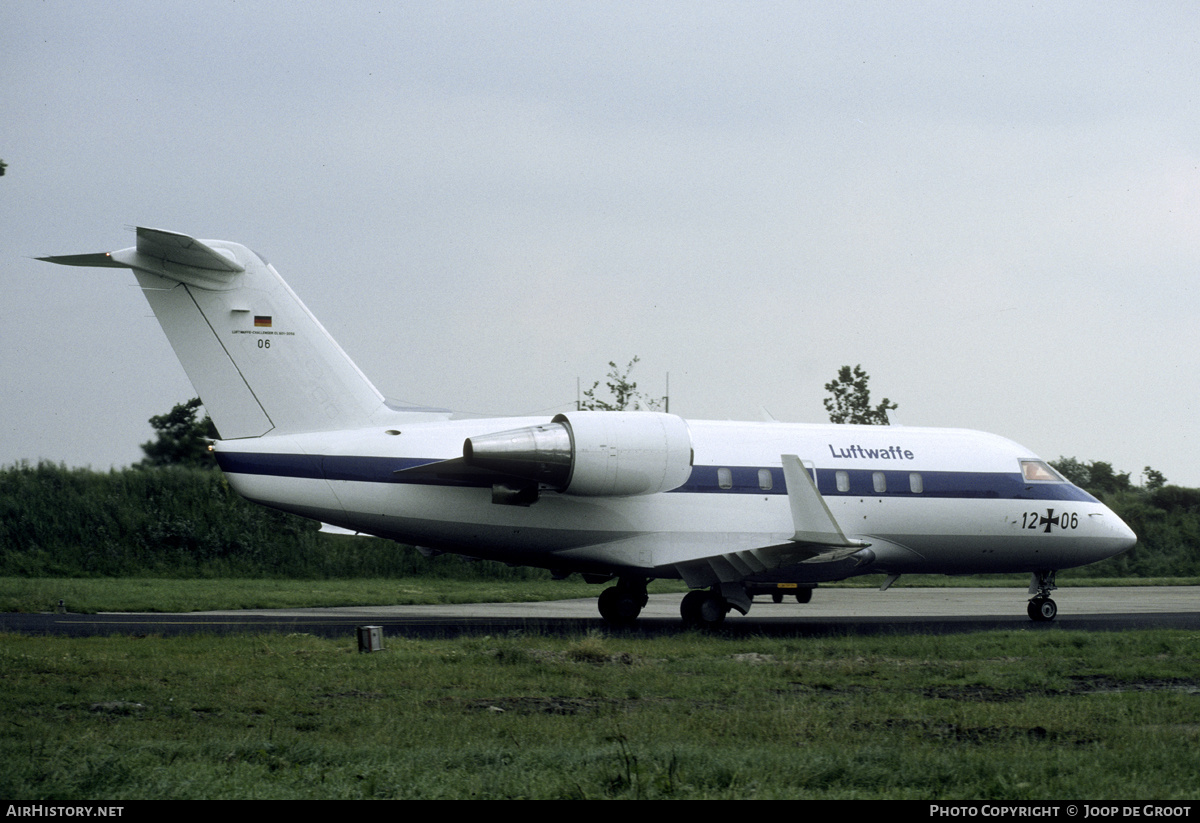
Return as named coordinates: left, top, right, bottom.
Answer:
left=41, top=228, right=1137, bottom=626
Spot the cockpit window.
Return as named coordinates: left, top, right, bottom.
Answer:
left=1021, top=460, right=1063, bottom=483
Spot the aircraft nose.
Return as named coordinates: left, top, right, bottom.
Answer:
left=1100, top=507, right=1138, bottom=559
left=1117, top=519, right=1138, bottom=552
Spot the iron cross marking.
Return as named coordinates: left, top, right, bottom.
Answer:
left=1038, top=509, right=1061, bottom=534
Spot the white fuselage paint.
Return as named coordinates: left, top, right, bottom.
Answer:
left=214, top=417, right=1136, bottom=585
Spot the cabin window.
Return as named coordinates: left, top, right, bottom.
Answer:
left=836, top=471, right=850, bottom=493
left=718, top=467, right=733, bottom=489
left=872, top=472, right=887, bottom=493
left=758, top=469, right=773, bottom=490
left=909, top=472, right=923, bottom=494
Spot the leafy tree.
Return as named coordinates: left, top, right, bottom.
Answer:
left=580, top=357, right=664, bottom=411
left=1142, top=467, right=1167, bottom=492
left=823, top=364, right=896, bottom=425
left=1050, top=457, right=1090, bottom=488
left=1049, top=458, right=1166, bottom=496
left=1149, top=484, right=1200, bottom=513
left=1039, top=457, right=1200, bottom=578
left=139, top=398, right=219, bottom=468
left=1084, top=461, right=1133, bottom=495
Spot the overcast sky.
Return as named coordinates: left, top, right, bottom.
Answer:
left=3, top=1, right=1198, bottom=486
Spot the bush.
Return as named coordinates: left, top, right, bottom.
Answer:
left=0, top=462, right=546, bottom=581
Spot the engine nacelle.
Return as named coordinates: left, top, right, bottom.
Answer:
left=463, top=411, right=693, bottom=497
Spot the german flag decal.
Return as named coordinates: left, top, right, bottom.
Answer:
left=254, top=316, right=272, bottom=328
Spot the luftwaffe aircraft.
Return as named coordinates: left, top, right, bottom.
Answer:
left=41, top=228, right=1137, bottom=626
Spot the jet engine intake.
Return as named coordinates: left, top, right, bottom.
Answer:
left=463, top=411, right=693, bottom=497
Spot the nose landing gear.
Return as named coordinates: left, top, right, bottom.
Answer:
left=1027, top=570, right=1058, bottom=622
left=1027, top=596, right=1058, bottom=621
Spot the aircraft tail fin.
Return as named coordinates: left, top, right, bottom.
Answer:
left=41, top=227, right=444, bottom=439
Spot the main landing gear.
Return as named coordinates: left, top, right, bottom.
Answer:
left=680, top=589, right=730, bottom=627
left=680, top=584, right=754, bottom=628
left=597, top=577, right=649, bottom=626
left=595, top=579, right=748, bottom=629
left=1027, top=569, right=1058, bottom=622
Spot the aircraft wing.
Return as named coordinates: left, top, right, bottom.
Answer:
left=658, top=455, right=873, bottom=592
left=396, top=452, right=873, bottom=591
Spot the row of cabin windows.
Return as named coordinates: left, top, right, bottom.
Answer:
left=716, top=468, right=774, bottom=490
left=845, top=471, right=924, bottom=494
left=714, top=468, right=925, bottom=494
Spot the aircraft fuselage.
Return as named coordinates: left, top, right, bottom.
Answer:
left=213, top=417, right=1133, bottom=587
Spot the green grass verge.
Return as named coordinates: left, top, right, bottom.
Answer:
left=2, top=575, right=1194, bottom=614
left=1, top=629, right=1197, bottom=799
left=0, top=577, right=689, bottom=613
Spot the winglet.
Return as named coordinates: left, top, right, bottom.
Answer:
left=781, top=454, right=869, bottom=548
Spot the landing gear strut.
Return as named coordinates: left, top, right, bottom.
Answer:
left=1027, top=570, right=1058, bottom=622
left=597, top=577, right=648, bottom=626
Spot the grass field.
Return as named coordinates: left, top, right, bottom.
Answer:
left=3, top=575, right=1193, bottom=614
left=2, top=625, right=1198, bottom=799
left=0, top=575, right=613, bottom=613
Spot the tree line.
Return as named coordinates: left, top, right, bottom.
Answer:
left=0, top=461, right=546, bottom=580
left=1048, top=458, right=1200, bottom=578
left=2, top=364, right=1197, bottom=578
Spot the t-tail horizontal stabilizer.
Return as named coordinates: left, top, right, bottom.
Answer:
left=39, top=228, right=246, bottom=289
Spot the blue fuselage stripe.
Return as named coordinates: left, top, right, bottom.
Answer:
left=213, top=452, right=1098, bottom=503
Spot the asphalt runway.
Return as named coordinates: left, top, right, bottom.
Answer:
left=2, top=586, right=1197, bottom=640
